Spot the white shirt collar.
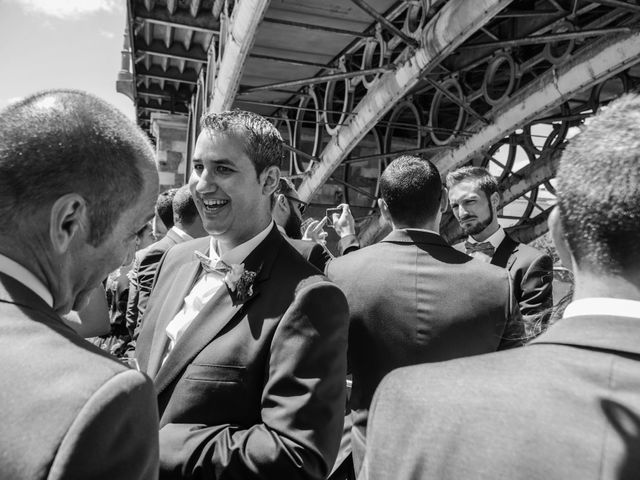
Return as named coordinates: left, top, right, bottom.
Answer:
left=276, top=224, right=288, bottom=237
left=208, top=221, right=274, bottom=266
left=171, top=226, right=193, bottom=242
left=469, top=226, right=505, bottom=249
left=402, top=228, right=440, bottom=236
left=0, top=253, right=53, bottom=308
left=563, top=298, right=640, bottom=320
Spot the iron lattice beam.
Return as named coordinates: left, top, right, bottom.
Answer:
left=134, top=39, right=208, bottom=63
left=135, top=64, right=199, bottom=84
left=297, top=0, right=515, bottom=203
left=134, top=3, right=220, bottom=33
left=433, top=30, right=640, bottom=174
left=209, top=0, right=272, bottom=112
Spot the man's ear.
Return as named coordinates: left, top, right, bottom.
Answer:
left=490, top=191, right=500, bottom=210
left=49, top=193, right=89, bottom=254
left=439, top=187, right=449, bottom=213
left=276, top=193, right=289, bottom=213
left=261, top=166, right=280, bottom=196
left=548, top=205, right=574, bottom=271
left=378, top=198, right=393, bottom=226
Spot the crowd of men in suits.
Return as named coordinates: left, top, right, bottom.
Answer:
left=1, top=88, right=639, bottom=480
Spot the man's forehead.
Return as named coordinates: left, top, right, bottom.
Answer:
left=450, top=180, right=482, bottom=198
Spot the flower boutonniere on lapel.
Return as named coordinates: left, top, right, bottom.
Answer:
left=223, top=263, right=259, bottom=305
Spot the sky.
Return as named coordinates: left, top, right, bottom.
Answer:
left=0, top=0, right=135, bottom=118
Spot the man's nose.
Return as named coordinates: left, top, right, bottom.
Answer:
left=196, top=169, right=218, bottom=193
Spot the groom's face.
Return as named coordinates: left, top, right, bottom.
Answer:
left=190, top=130, right=271, bottom=247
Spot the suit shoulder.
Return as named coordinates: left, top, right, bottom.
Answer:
left=164, top=236, right=209, bottom=259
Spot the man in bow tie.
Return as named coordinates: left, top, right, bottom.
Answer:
left=135, top=110, right=349, bottom=480
left=326, top=155, right=524, bottom=475
left=447, top=166, right=553, bottom=338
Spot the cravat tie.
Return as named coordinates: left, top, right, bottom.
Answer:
left=464, top=240, right=495, bottom=257
left=194, top=251, right=231, bottom=275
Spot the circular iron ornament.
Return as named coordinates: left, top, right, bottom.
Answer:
left=403, top=0, right=430, bottom=38
left=429, top=78, right=467, bottom=146
left=293, top=89, right=323, bottom=174
left=383, top=100, right=422, bottom=155
left=343, top=127, right=383, bottom=213
left=480, top=137, right=517, bottom=183
left=362, top=35, right=386, bottom=89
left=543, top=21, right=575, bottom=65
left=323, top=72, right=353, bottom=136
left=482, top=52, right=516, bottom=106
left=522, top=102, right=571, bottom=155
left=590, top=73, right=630, bottom=112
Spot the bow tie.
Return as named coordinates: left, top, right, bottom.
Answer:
left=194, top=251, right=231, bottom=275
left=464, top=240, right=495, bottom=257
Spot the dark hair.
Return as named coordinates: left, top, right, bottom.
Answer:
left=0, top=89, right=155, bottom=246
left=156, top=188, right=177, bottom=229
left=379, top=155, right=442, bottom=225
left=557, top=93, right=640, bottom=274
left=445, top=166, right=499, bottom=201
left=200, top=110, right=284, bottom=177
left=172, top=185, right=198, bottom=225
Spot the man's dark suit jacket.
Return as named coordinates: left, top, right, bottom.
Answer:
left=0, top=273, right=158, bottom=479
left=126, top=228, right=184, bottom=338
left=286, top=237, right=331, bottom=272
left=491, top=234, right=553, bottom=337
left=135, top=225, right=349, bottom=479
left=362, top=313, right=640, bottom=480
left=326, top=229, right=523, bottom=473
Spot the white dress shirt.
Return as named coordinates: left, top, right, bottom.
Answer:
left=163, top=222, right=274, bottom=361
left=563, top=298, right=640, bottom=319
left=463, top=227, right=506, bottom=263
left=0, top=253, right=53, bottom=308
left=170, top=226, right=193, bottom=242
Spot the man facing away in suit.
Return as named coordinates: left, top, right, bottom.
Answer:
left=0, top=90, right=160, bottom=479
left=135, top=110, right=349, bottom=479
left=271, top=176, right=332, bottom=271
left=326, top=155, right=523, bottom=475
left=126, top=184, right=207, bottom=340
left=447, top=166, right=553, bottom=338
left=361, top=93, right=640, bottom=480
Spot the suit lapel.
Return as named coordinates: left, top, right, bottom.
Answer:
left=145, top=256, right=202, bottom=378
left=153, top=225, right=284, bottom=396
left=491, top=235, right=518, bottom=269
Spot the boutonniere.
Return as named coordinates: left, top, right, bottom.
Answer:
left=194, top=251, right=259, bottom=304
left=223, top=263, right=258, bottom=304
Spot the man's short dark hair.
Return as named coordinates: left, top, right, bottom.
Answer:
left=557, top=93, right=640, bottom=274
left=445, top=166, right=500, bottom=201
left=156, top=188, right=177, bottom=230
left=380, top=156, right=442, bottom=225
left=200, top=110, right=284, bottom=177
left=0, top=90, right=154, bottom=246
left=172, top=185, right=198, bottom=225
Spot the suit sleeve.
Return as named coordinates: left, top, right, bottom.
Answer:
left=49, top=369, right=159, bottom=480
left=497, top=272, right=527, bottom=350
left=338, top=234, right=360, bottom=256
left=128, top=251, right=164, bottom=341
left=308, top=243, right=332, bottom=272
left=158, top=282, right=349, bottom=480
left=125, top=258, right=141, bottom=339
left=518, top=253, right=554, bottom=338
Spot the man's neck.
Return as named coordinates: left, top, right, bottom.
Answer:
left=472, top=222, right=500, bottom=242
left=572, top=271, right=640, bottom=302
left=392, top=218, right=439, bottom=233
left=216, top=218, right=272, bottom=256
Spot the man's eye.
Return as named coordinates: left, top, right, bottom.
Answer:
left=193, top=164, right=204, bottom=172
left=216, top=166, right=232, bottom=174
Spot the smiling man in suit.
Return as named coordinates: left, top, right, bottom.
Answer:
left=447, top=166, right=553, bottom=338
left=135, top=110, right=349, bottom=480
left=0, top=90, right=160, bottom=479
left=326, top=155, right=523, bottom=475
left=361, top=94, right=640, bottom=480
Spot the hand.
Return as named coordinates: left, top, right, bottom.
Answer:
left=302, top=217, right=329, bottom=246
left=333, top=204, right=356, bottom=239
